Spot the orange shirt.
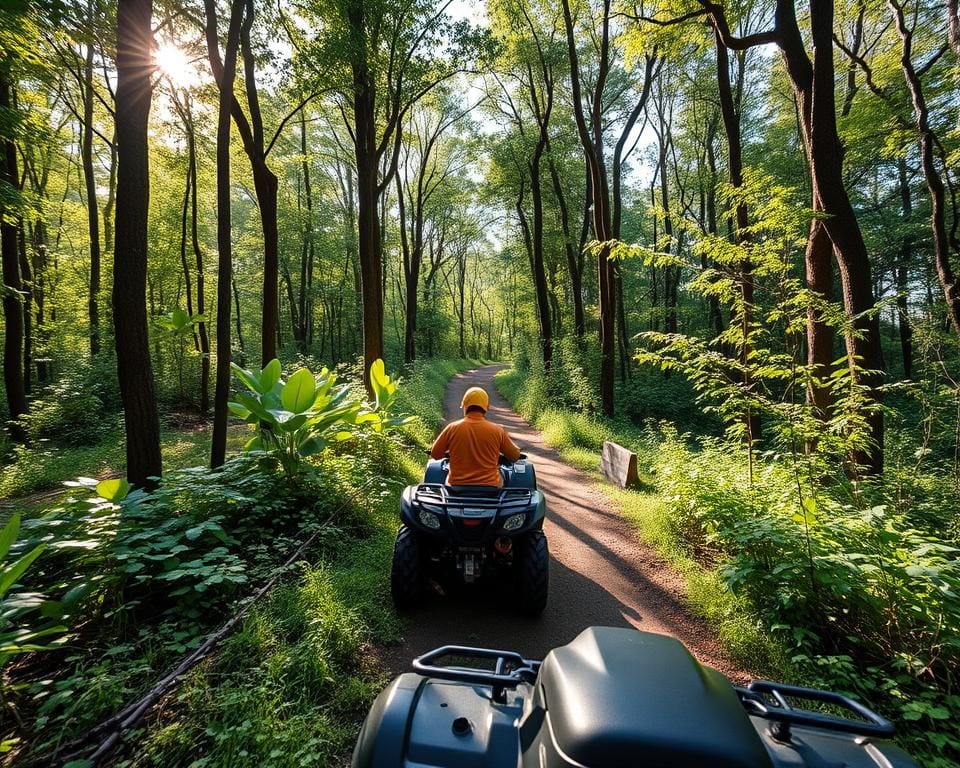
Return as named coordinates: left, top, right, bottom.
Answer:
left=430, top=412, right=521, bottom=486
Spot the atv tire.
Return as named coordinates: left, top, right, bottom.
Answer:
left=391, top=525, right=424, bottom=610
left=517, top=531, right=549, bottom=616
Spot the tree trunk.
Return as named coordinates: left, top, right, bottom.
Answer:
left=0, top=67, right=27, bottom=442
left=804, top=0, right=884, bottom=471
left=298, top=108, right=313, bottom=353
left=890, top=0, right=960, bottom=338
left=114, top=0, right=162, bottom=486
left=561, top=0, right=615, bottom=416
left=714, top=26, right=761, bottom=443
left=547, top=152, right=585, bottom=337
left=205, top=0, right=244, bottom=467
left=16, top=226, right=32, bottom=397
left=896, top=159, right=913, bottom=379
left=529, top=156, right=553, bottom=369
left=187, top=104, right=211, bottom=414
left=349, top=1, right=384, bottom=394
left=82, top=19, right=102, bottom=358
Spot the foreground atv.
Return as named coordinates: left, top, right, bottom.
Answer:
left=353, top=626, right=916, bottom=768
left=391, top=453, right=548, bottom=615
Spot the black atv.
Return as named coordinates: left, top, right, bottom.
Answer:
left=353, top=626, right=917, bottom=768
left=391, top=453, right=548, bottom=615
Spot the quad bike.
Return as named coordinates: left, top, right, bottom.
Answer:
left=353, top=626, right=917, bottom=768
left=391, top=452, right=548, bottom=615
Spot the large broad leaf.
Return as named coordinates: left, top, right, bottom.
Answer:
left=227, top=402, right=251, bottom=420
left=266, top=408, right=299, bottom=425
left=231, top=363, right=261, bottom=394
left=0, top=544, right=45, bottom=599
left=96, top=478, right=130, bottom=503
left=171, top=308, right=190, bottom=330
left=0, top=513, right=19, bottom=561
left=370, top=359, right=388, bottom=390
left=259, top=359, right=282, bottom=393
left=299, top=437, right=327, bottom=456
left=281, top=368, right=317, bottom=413
left=234, top=392, right=274, bottom=424
left=278, top=414, right=308, bottom=433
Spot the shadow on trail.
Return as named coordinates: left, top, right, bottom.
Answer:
left=384, top=557, right=641, bottom=669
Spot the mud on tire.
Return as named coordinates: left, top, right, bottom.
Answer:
left=517, top=531, right=549, bottom=616
left=391, top=524, right=424, bottom=610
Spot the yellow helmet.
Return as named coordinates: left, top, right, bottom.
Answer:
left=461, top=386, right=489, bottom=413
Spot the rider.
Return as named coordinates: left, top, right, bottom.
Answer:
left=430, top=386, right=521, bottom=487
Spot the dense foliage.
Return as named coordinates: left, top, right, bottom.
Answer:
left=2, top=0, right=959, bottom=762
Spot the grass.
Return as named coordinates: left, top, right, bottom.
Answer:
left=0, top=424, right=248, bottom=502
left=494, top=366, right=787, bottom=675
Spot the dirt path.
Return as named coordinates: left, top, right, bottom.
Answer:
left=385, top=364, right=748, bottom=681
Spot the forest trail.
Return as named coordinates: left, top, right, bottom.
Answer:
left=385, top=364, right=748, bottom=681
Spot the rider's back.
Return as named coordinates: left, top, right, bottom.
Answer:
left=431, top=412, right=520, bottom=486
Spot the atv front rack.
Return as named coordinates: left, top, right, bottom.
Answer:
left=413, top=645, right=541, bottom=703
left=736, top=680, right=895, bottom=742
left=414, top=483, right=533, bottom=511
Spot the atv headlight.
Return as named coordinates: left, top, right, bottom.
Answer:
left=502, top=513, right=525, bottom=532
left=418, top=510, right=441, bottom=530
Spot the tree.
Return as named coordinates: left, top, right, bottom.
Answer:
left=560, top=0, right=656, bottom=415
left=0, top=60, right=28, bottom=442
left=297, top=0, right=481, bottom=392
left=113, top=0, right=162, bottom=486
left=205, top=0, right=245, bottom=468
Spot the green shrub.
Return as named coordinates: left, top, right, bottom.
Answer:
left=649, top=431, right=960, bottom=763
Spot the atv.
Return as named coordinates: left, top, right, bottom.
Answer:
left=391, top=452, right=548, bottom=615
left=353, top=626, right=917, bottom=768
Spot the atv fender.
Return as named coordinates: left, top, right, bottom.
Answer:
left=351, top=673, right=421, bottom=768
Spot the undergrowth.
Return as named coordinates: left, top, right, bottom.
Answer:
left=496, top=364, right=959, bottom=767
left=3, top=358, right=476, bottom=767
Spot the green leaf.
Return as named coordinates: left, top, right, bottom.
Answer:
left=299, top=437, right=326, bottom=456
left=234, top=393, right=274, bottom=424
left=96, top=478, right=130, bottom=503
left=281, top=368, right=317, bottom=413
left=370, top=358, right=388, bottom=391
left=171, top=308, right=190, bottom=330
left=259, top=359, right=282, bottom=393
left=228, top=402, right=251, bottom=419
left=231, top=363, right=261, bottom=393
left=0, top=513, right=20, bottom=561
left=0, top=544, right=45, bottom=599
left=278, top=414, right=308, bottom=433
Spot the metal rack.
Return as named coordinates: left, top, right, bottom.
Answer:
left=414, top=483, right=533, bottom=511
left=736, top=681, right=895, bottom=742
left=413, top=645, right=541, bottom=703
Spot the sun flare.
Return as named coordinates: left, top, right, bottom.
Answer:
left=154, top=42, right=198, bottom=89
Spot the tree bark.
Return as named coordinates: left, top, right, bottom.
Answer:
left=0, top=66, right=27, bottom=442
left=186, top=101, right=211, bottom=414
left=897, top=158, right=913, bottom=379
left=114, top=0, right=162, bottom=486
left=547, top=151, right=585, bottom=337
left=561, top=0, right=616, bottom=416
left=890, top=0, right=960, bottom=338
left=82, top=16, right=102, bottom=358
left=205, top=0, right=244, bottom=467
